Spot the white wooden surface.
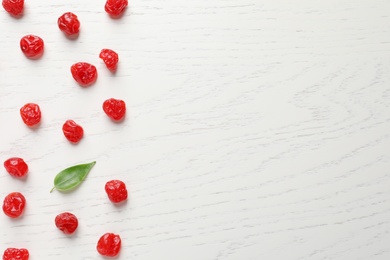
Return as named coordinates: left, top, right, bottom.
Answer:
left=1, top=0, right=390, bottom=259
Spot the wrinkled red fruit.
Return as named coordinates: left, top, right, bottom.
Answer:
left=105, top=180, right=128, bottom=203
left=103, top=98, right=126, bottom=121
left=105, top=0, right=128, bottom=16
left=2, top=192, right=26, bottom=218
left=20, top=35, right=44, bottom=58
left=20, top=103, right=41, bottom=127
left=62, top=120, right=84, bottom=143
left=97, top=233, right=121, bottom=257
left=3, top=248, right=29, bottom=260
left=2, top=0, right=24, bottom=16
left=4, top=157, right=28, bottom=178
left=70, top=62, right=98, bottom=87
left=99, top=49, right=119, bottom=71
left=55, top=212, right=78, bottom=235
left=58, top=12, right=80, bottom=36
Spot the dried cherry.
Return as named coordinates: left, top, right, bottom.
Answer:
left=2, top=0, right=24, bottom=16
left=58, top=12, right=80, bottom=36
left=103, top=98, right=126, bottom=121
left=20, top=103, right=41, bottom=127
left=105, top=180, right=128, bottom=203
left=55, top=212, right=78, bottom=235
left=62, top=120, right=84, bottom=143
left=4, top=157, right=28, bottom=178
left=99, top=49, right=119, bottom=71
left=3, top=248, right=29, bottom=260
left=97, top=233, right=121, bottom=257
left=2, top=192, right=26, bottom=218
left=20, top=35, right=44, bottom=58
left=70, top=62, right=98, bottom=87
left=104, top=0, right=128, bottom=17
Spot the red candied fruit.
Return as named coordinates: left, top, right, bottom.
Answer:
left=3, top=248, right=29, bottom=260
left=70, top=62, right=98, bottom=87
left=2, top=0, right=24, bottom=16
left=62, top=120, right=84, bottom=143
left=102, top=98, right=126, bottom=121
left=4, top=157, right=28, bottom=178
left=99, top=49, right=119, bottom=71
left=104, top=0, right=128, bottom=16
left=55, top=212, right=78, bottom=235
left=97, top=233, right=121, bottom=257
left=105, top=180, right=128, bottom=203
left=58, top=12, right=80, bottom=36
left=2, top=192, right=26, bottom=218
left=20, top=103, right=41, bottom=127
left=20, top=35, right=44, bottom=58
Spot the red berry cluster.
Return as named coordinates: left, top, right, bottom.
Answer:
left=3, top=248, right=29, bottom=260
left=105, top=0, right=128, bottom=17
left=2, top=0, right=24, bottom=16
left=20, top=35, right=44, bottom=59
left=2, top=0, right=131, bottom=258
left=58, top=12, right=80, bottom=36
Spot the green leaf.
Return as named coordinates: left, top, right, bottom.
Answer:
left=50, top=161, right=96, bottom=193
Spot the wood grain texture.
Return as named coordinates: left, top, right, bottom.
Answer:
left=1, top=0, right=390, bottom=259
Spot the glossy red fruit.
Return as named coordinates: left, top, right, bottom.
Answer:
left=20, top=103, right=41, bottom=127
left=99, top=49, right=119, bottom=71
left=58, top=12, right=80, bottom=36
left=105, top=180, right=128, bottom=203
left=4, top=157, right=28, bottom=178
left=70, top=62, right=98, bottom=87
left=20, top=35, right=44, bottom=58
left=2, top=0, right=24, bottom=16
left=55, top=212, right=78, bottom=234
left=3, top=248, right=29, bottom=260
left=97, top=233, right=121, bottom=257
left=102, top=98, right=126, bottom=121
left=105, top=0, right=128, bottom=16
left=2, top=192, right=26, bottom=218
left=62, top=120, right=84, bottom=143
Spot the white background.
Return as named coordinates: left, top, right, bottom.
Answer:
left=1, top=0, right=390, bottom=259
